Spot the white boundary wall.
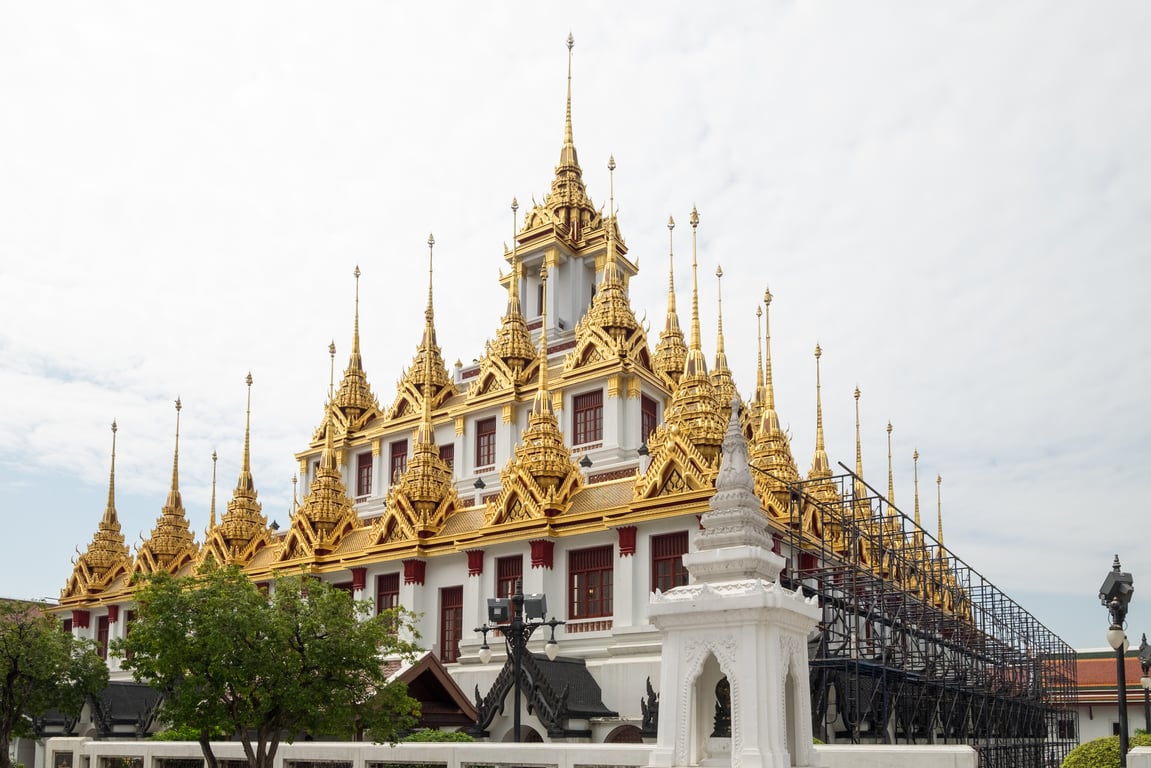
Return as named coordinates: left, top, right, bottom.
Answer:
left=42, top=737, right=978, bottom=768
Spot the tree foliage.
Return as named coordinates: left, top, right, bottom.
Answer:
left=0, top=600, right=108, bottom=768
left=1062, top=731, right=1151, bottom=767
left=116, top=564, right=421, bottom=768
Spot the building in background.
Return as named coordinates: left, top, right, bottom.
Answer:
left=53, top=39, right=1078, bottom=767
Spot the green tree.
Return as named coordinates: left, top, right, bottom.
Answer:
left=0, top=600, right=108, bottom=768
left=115, top=564, right=421, bottom=768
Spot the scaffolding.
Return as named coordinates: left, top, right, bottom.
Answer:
left=765, top=464, right=1078, bottom=768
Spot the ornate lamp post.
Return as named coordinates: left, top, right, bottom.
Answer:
left=474, top=579, right=564, bottom=742
left=1139, top=633, right=1151, bottom=735
left=1100, top=555, right=1134, bottom=766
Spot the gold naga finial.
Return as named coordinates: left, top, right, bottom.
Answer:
left=209, top=449, right=218, bottom=530
left=809, top=343, right=831, bottom=479
left=886, top=421, right=895, bottom=507
left=653, top=214, right=688, bottom=386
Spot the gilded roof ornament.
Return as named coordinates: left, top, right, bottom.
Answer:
left=376, top=291, right=460, bottom=544
left=201, top=373, right=271, bottom=566
left=564, top=156, right=651, bottom=374
left=208, top=450, right=217, bottom=530
left=390, top=235, right=457, bottom=419
left=710, top=265, right=736, bottom=422
left=470, top=199, right=537, bottom=396
left=798, top=344, right=841, bottom=545
left=521, top=34, right=600, bottom=243
left=135, top=398, right=199, bottom=576
left=488, top=263, right=582, bottom=525
left=652, top=215, right=688, bottom=388
left=332, top=265, right=382, bottom=433
left=748, top=286, right=799, bottom=517
left=62, top=420, right=132, bottom=601
left=279, top=405, right=361, bottom=561
left=744, top=303, right=766, bottom=437
left=651, top=207, right=724, bottom=462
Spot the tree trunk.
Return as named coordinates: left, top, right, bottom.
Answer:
left=0, top=733, right=12, bottom=768
left=198, top=729, right=219, bottom=768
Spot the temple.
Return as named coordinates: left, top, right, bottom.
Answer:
left=54, top=36, right=1078, bottom=766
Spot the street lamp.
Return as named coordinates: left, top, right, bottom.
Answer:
left=1100, top=555, right=1134, bottom=766
left=1139, top=633, right=1151, bottom=735
left=474, top=579, right=564, bottom=742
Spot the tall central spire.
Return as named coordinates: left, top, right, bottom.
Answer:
left=136, top=398, right=198, bottom=574
left=561, top=32, right=577, bottom=168
left=166, top=397, right=183, bottom=510
left=684, top=206, right=708, bottom=378
left=238, top=373, right=255, bottom=493
left=104, top=419, right=118, bottom=526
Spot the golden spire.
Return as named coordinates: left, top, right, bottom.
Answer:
left=936, top=474, right=944, bottom=546
left=328, top=341, right=336, bottom=402
left=291, top=473, right=298, bottom=516
left=209, top=449, right=218, bottom=530
left=886, top=422, right=895, bottom=507
left=395, top=235, right=453, bottom=414
left=685, top=206, right=707, bottom=377
left=853, top=387, right=866, bottom=498
left=764, top=288, right=776, bottom=411
left=62, top=421, right=131, bottom=599
left=166, top=397, right=183, bottom=511
left=710, top=265, right=736, bottom=420
left=489, top=198, right=535, bottom=372
left=334, top=266, right=379, bottom=421
left=576, top=157, right=638, bottom=343
left=95, top=420, right=127, bottom=547
left=652, top=215, right=688, bottom=387
left=748, top=286, right=799, bottom=499
left=104, top=419, right=118, bottom=527
left=201, top=374, right=269, bottom=564
left=748, top=303, right=766, bottom=428
left=135, top=398, right=198, bottom=574
left=809, top=344, right=831, bottom=479
left=501, top=262, right=581, bottom=504
left=656, top=206, right=725, bottom=464
left=525, top=32, right=596, bottom=242
left=912, top=448, right=921, bottom=530
left=238, top=373, right=255, bottom=494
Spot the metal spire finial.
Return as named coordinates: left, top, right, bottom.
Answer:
left=886, top=421, right=895, bottom=507
left=209, top=449, right=218, bottom=529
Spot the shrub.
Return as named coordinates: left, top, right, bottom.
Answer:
left=1062, top=731, right=1151, bottom=767
left=400, top=729, right=474, bottom=743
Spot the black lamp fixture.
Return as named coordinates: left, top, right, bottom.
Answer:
left=474, top=477, right=486, bottom=490
left=1139, top=633, right=1151, bottom=734
left=474, top=579, right=564, bottom=742
left=579, top=454, right=593, bottom=469
left=1100, top=554, right=1135, bottom=766
left=637, top=443, right=649, bottom=457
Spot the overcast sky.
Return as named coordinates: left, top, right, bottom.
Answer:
left=1, top=2, right=1149, bottom=651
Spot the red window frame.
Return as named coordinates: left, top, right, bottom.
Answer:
left=640, top=395, right=658, bottom=445
left=356, top=452, right=373, bottom=498
left=439, top=585, right=463, bottom=663
left=389, top=440, right=408, bottom=482
left=569, top=545, right=613, bottom=619
left=438, top=443, right=455, bottom=470
left=572, top=390, right=603, bottom=446
left=96, top=615, right=110, bottom=659
left=651, top=531, right=689, bottom=593
left=475, top=417, right=496, bottom=468
left=496, top=555, right=524, bottom=599
left=376, top=573, right=400, bottom=616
